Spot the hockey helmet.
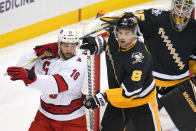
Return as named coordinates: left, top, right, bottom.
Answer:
left=115, top=13, right=138, bottom=39
left=58, top=28, right=80, bottom=45
left=171, top=0, right=194, bottom=31
left=116, top=13, right=138, bottom=33
left=115, top=13, right=139, bottom=50
left=58, top=28, right=80, bottom=58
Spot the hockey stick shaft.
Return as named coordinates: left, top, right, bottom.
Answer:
left=83, top=16, right=109, bottom=131
left=4, top=51, right=51, bottom=76
left=86, top=50, right=94, bottom=131
left=20, top=51, right=51, bottom=67
left=79, top=24, right=111, bottom=40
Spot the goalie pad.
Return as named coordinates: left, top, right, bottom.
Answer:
left=158, top=79, right=196, bottom=130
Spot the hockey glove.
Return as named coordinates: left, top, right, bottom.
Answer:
left=34, top=43, right=58, bottom=59
left=84, top=92, right=107, bottom=109
left=80, top=36, right=105, bottom=55
left=7, top=67, right=37, bottom=85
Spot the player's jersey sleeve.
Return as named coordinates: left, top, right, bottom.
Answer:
left=16, top=50, right=37, bottom=69
left=133, top=8, right=162, bottom=38
left=28, top=56, right=86, bottom=95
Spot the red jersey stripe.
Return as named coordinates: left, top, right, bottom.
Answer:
left=53, top=74, right=68, bottom=93
left=41, top=96, right=84, bottom=114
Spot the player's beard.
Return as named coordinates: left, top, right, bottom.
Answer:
left=60, top=50, right=75, bottom=60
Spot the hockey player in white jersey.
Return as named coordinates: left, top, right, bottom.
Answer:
left=6, top=28, right=87, bottom=131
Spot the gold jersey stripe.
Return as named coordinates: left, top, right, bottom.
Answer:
left=154, top=77, right=190, bottom=87
left=149, top=99, right=161, bottom=131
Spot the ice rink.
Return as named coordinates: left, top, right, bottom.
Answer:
left=0, top=0, right=182, bottom=130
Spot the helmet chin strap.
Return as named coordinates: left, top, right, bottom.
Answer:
left=130, top=39, right=137, bottom=46
left=119, top=38, right=137, bottom=50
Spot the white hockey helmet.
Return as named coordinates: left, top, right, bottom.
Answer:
left=58, top=28, right=80, bottom=58
left=58, top=28, right=80, bottom=45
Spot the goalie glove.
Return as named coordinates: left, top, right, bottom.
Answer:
left=84, top=92, right=107, bottom=109
left=7, top=67, right=37, bottom=85
left=80, top=36, right=105, bottom=55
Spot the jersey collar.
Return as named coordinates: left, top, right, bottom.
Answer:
left=120, top=41, right=136, bottom=52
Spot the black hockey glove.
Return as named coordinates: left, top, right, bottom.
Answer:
left=84, top=92, right=107, bottom=109
left=80, top=36, right=105, bottom=55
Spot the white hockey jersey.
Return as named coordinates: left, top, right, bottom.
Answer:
left=16, top=50, right=86, bottom=121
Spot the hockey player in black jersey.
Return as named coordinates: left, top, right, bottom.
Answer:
left=99, top=0, right=196, bottom=130
left=81, top=14, right=161, bottom=131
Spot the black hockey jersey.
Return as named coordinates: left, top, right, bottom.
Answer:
left=104, top=31, right=156, bottom=107
left=133, top=9, right=196, bottom=87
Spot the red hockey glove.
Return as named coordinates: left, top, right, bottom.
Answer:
left=84, top=92, right=107, bottom=109
left=33, top=43, right=58, bottom=59
left=7, top=67, right=37, bottom=85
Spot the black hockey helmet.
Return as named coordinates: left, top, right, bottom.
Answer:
left=114, top=13, right=139, bottom=50
left=116, top=13, right=138, bottom=31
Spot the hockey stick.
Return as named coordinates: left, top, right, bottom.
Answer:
left=82, top=12, right=109, bottom=131
left=79, top=24, right=111, bottom=40
left=4, top=51, right=51, bottom=76
left=86, top=50, right=94, bottom=131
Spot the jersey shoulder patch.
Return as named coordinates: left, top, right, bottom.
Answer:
left=151, top=9, right=162, bottom=16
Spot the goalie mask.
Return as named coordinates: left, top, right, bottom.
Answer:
left=114, top=14, right=138, bottom=50
left=170, top=0, right=194, bottom=32
left=58, top=28, right=80, bottom=59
